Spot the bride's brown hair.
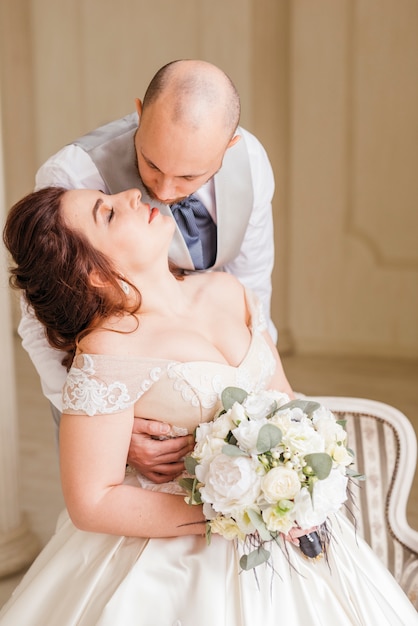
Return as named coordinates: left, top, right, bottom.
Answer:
left=3, top=186, right=180, bottom=369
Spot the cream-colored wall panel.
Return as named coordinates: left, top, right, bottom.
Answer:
left=289, top=1, right=348, bottom=332
left=0, top=0, right=36, bottom=205
left=252, top=0, right=293, bottom=352
left=199, top=0, right=253, bottom=124
left=28, top=0, right=256, bottom=167
left=29, top=1, right=85, bottom=165
left=79, top=0, right=201, bottom=131
left=29, top=0, right=199, bottom=164
left=349, top=0, right=418, bottom=265
left=288, top=0, right=418, bottom=358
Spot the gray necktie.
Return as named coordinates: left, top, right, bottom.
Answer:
left=170, top=195, right=217, bottom=269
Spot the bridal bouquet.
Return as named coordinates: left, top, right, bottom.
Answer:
left=180, top=387, right=361, bottom=571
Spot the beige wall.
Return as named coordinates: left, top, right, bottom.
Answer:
left=288, top=0, right=418, bottom=357
left=1, top=0, right=417, bottom=358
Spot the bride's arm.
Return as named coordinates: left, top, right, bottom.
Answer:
left=261, top=329, right=295, bottom=398
left=59, top=409, right=205, bottom=537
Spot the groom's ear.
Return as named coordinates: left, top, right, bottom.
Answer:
left=135, top=98, right=143, bottom=121
left=226, top=134, right=241, bottom=150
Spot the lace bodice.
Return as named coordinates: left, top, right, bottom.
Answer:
left=62, top=289, right=276, bottom=433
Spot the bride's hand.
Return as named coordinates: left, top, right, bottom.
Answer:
left=127, top=417, right=195, bottom=483
left=283, top=526, right=318, bottom=546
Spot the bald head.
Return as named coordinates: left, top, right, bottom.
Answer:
left=142, top=60, right=241, bottom=140
left=135, top=60, right=242, bottom=204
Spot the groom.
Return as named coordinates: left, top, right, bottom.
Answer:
left=20, top=59, right=276, bottom=482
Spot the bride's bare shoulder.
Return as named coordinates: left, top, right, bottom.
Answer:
left=187, top=270, right=245, bottom=300
left=77, top=315, right=139, bottom=356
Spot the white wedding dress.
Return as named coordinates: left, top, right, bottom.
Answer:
left=1, top=292, right=417, bottom=626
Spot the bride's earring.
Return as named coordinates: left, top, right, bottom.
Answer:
left=120, top=279, right=130, bottom=295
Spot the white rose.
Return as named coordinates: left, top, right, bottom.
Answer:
left=261, top=466, right=301, bottom=503
left=198, top=454, right=262, bottom=516
left=232, top=418, right=268, bottom=454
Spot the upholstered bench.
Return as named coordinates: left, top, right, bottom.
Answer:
left=311, top=396, right=418, bottom=610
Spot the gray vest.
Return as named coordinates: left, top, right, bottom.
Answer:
left=73, top=113, right=253, bottom=271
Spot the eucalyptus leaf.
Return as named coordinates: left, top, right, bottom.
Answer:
left=222, top=443, right=249, bottom=457
left=346, top=467, right=366, bottom=480
left=256, top=423, right=282, bottom=454
left=240, top=547, right=271, bottom=571
left=304, top=452, right=332, bottom=480
left=178, top=477, right=202, bottom=504
left=264, top=401, right=278, bottom=420
left=205, top=522, right=212, bottom=545
left=277, top=399, right=321, bottom=417
left=247, top=508, right=272, bottom=541
left=184, top=455, right=198, bottom=475
left=221, top=386, right=248, bottom=411
left=178, top=477, right=196, bottom=492
left=190, top=477, right=202, bottom=504
left=226, top=433, right=238, bottom=446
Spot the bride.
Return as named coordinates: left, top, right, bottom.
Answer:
left=1, top=186, right=416, bottom=625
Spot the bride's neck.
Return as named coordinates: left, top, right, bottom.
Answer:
left=132, top=267, right=188, bottom=315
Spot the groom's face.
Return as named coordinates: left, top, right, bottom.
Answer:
left=134, top=101, right=237, bottom=205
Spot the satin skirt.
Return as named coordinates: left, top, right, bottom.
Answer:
left=0, top=509, right=417, bottom=626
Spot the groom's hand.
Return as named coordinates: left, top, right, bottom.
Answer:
left=127, top=417, right=195, bottom=483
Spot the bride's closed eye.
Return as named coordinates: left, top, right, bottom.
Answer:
left=107, top=208, right=115, bottom=223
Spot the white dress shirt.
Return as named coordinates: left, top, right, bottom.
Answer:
left=20, top=125, right=276, bottom=411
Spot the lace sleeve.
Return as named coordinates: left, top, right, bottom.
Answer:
left=62, top=353, right=169, bottom=416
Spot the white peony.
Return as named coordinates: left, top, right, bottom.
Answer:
left=293, top=469, right=348, bottom=528
left=197, top=454, right=262, bottom=516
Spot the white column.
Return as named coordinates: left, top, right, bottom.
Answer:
left=0, top=95, right=39, bottom=577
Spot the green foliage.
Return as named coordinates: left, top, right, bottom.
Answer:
left=178, top=476, right=202, bottom=504
left=246, top=508, right=272, bottom=541
left=240, top=546, right=271, bottom=570
left=277, top=399, right=321, bottom=417
left=222, top=443, right=249, bottom=457
left=221, top=386, right=248, bottom=411
left=304, top=452, right=332, bottom=480
left=184, top=455, right=198, bottom=476
left=256, top=423, right=283, bottom=454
